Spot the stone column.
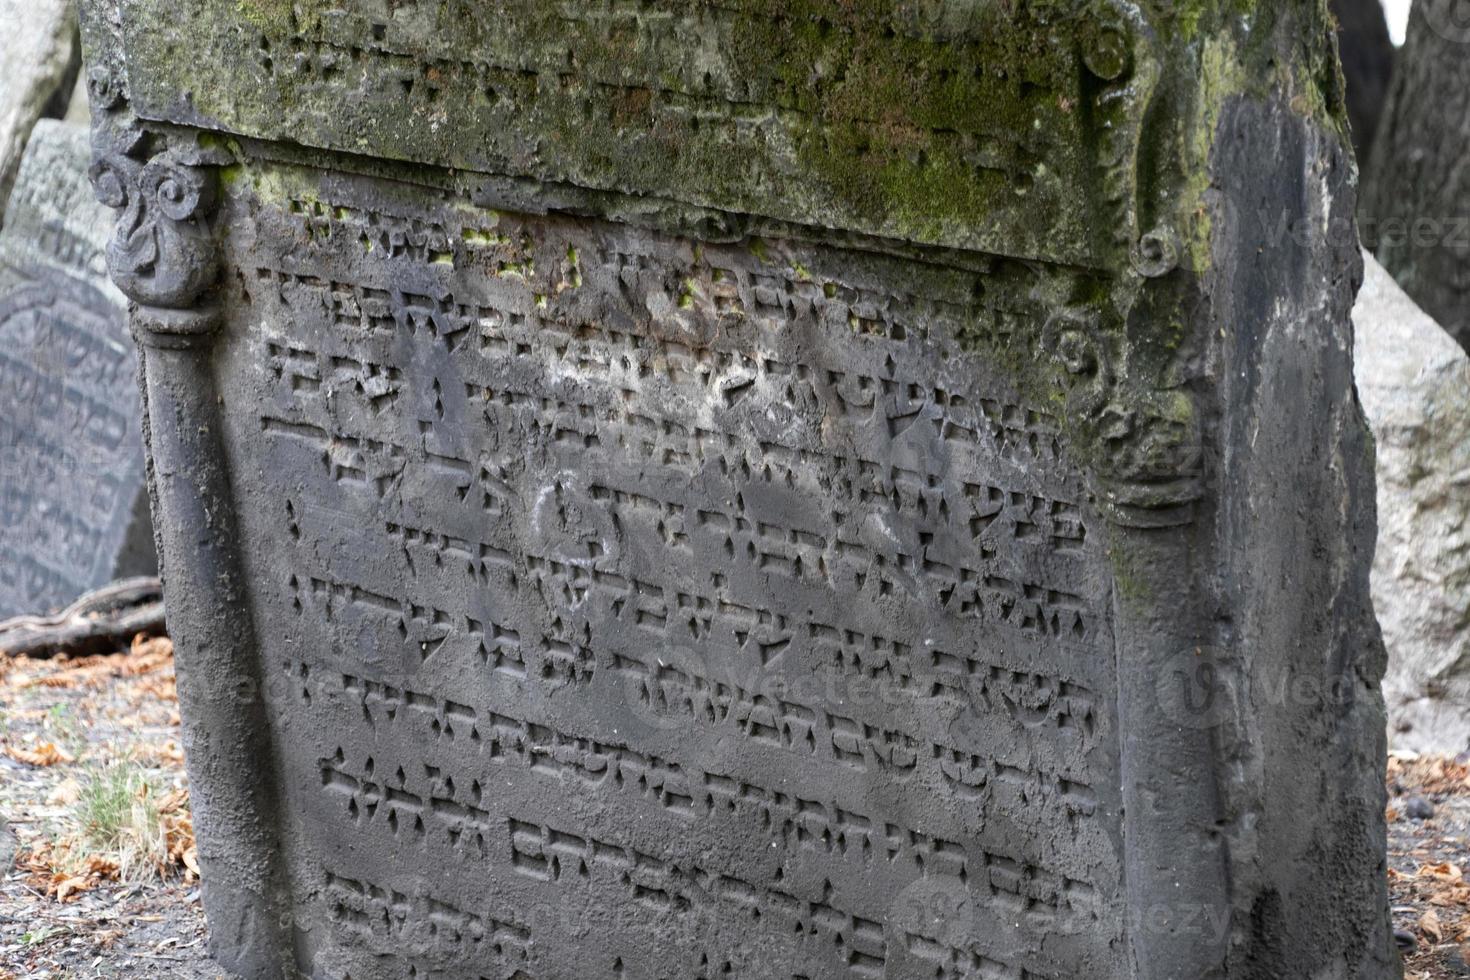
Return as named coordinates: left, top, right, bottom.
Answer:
left=87, top=70, right=295, bottom=978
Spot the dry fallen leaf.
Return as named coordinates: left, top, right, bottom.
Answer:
left=120, top=634, right=175, bottom=677
left=54, top=874, right=94, bottom=903
left=47, top=778, right=82, bottom=806
left=5, top=708, right=48, bottom=723
left=157, top=788, right=189, bottom=815
left=86, top=854, right=121, bottom=878
left=1421, top=907, right=1445, bottom=944
left=23, top=673, right=80, bottom=690
left=17, top=843, right=54, bottom=876
left=6, top=741, right=75, bottom=767
left=1420, top=862, right=1463, bottom=881
left=136, top=678, right=178, bottom=703
left=92, top=928, right=124, bottom=948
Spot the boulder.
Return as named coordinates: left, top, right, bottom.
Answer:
left=0, top=0, right=80, bottom=220
left=1356, top=252, right=1470, bottom=754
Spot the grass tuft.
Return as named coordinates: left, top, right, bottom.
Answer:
left=72, top=764, right=168, bottom=883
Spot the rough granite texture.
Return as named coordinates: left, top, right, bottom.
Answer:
left=0, top=119, right=152, bottom=618
left=0, top=0, right=81, bottom=221
left=79, top=1, right=1396, bottom=977
left=1355, top=252, right=1470, bottom=756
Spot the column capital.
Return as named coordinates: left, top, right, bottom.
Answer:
left=86, top=71, right=224, bottom=317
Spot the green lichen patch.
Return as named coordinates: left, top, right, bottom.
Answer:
left=119, top=0, right=1136, bottom=267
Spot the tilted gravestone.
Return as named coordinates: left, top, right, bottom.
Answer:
left=79, top=2, right=1396, bottom=978
left=0, top=119, right=152, bottom=619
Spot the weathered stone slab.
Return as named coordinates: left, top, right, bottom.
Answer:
left=81, top=2, right=1397, bottom=978
left=0, top=0, right=80, bottom=218
left=1355, top=252, right=1470, bottom=755
left=103, top=0, right=1153, bottom=267
left=0, top=119, right=151, bottom=619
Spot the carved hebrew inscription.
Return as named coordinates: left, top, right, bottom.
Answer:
left=0, top=280, right=143, bottom=615
left=84, top=0, right=1404, bottom=973
left=216, top=159, right=1124, bottom=977
left=117, top=0, right=1152, bottom=265
left=0, top=121, right=148, bottom=617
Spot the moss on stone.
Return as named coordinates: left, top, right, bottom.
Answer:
left=1108, top=543, right=1153, bottom=605
left=120, top=0, right=1121, bottom=264
left=125, top=0, right=1355, bottom=578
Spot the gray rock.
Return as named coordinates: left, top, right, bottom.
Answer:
left=0, top=119, right=152, bottom=618
left=1405, top=796, right=1436, bottom=821
left=1355, top=253, right=1470, bottom=754
left=0, top=0, right=80, bottom=220
left=0, top=816, right=15, bottom=872
left=62, top=68, right=90, bottom=128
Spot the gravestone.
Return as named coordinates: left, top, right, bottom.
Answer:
left=1365, top=0, right=1470, bottom=356
left=0, top=0, right=80, bottom=219
left=1329, top=0, right=1395, bottom=167
left=0, top=119, right=152, bottom=619
left=1355, top=253, right=1470, bottom=755
left=80, top=2, right=1397, bottom=978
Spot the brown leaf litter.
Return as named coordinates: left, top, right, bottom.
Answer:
left=1, top=634, right=219, bottom=977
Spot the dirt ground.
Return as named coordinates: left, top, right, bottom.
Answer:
left=1390, top=754, right=1470, bottom=979
left=0, top=639, right=1465, bottom=978
left=0, top=638, right=218, bottom=978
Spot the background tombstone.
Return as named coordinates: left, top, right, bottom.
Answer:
left=1330, top=0, right=1396, bottom=168
left=0, top=119, right=153, bottom=619
left=1355, top=252, right=1470, bottom=755
left=80, top=2, right=1396, bottom=978
left=0, top=0, right=81, bottom=220
left=1365, top=0, right=1470, bottom=355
